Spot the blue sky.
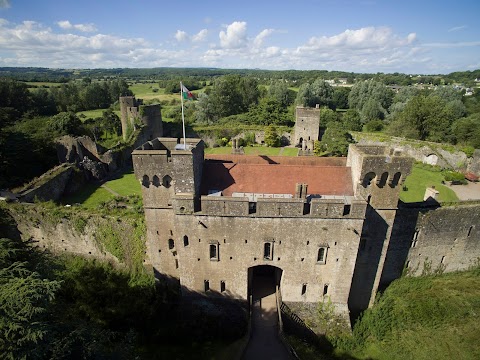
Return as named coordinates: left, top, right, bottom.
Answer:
left=0, top=0, right=479, bottom=74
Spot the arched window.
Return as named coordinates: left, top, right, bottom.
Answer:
left=378, top=172, right=389, bottom=187
left=317, top=247, right=327, bottom=264
left=209, top=244, right=218, bottom=260
left=183, top=235, right=189, bottom=247
left=390, top=172, right=402, bottom=187
left=323, top=284, right=329, bottom=296
left=362, top=172, right=376, bottom=188
left=168, top=238, right=174, bottom=250
left=142, top=175, right=150, bottom=188
left=301, top=283, right=307, bottom=295
left=204, top=280, right=210, bottom=292
left=162, top=175, right=172, bottom=188
left=152, top=175, right=160, bottom=187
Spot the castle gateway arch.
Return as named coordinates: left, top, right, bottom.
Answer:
left=248, top=265, right=283, bottom=301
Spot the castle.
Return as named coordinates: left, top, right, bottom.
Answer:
left=131, top=132, right=480, bottom=318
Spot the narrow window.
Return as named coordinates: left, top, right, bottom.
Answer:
left=441, top=256, right=446, bottom=264
left=142, top=175, right=150, bottom=188
left=301, top=284, right=307, bottom=295
left=323, top=284, right=329, bottom=296
left=411, top=240, right=417, bottom=248
left=406, top=260, right=410, bottom=268
left=220, top=281, right=226, bottom=293
left=317, top=247, right=327, bottom=263
left=343, top=204, right=351, bottom=216
left=468, top=226, right=473, bottom=237
left=209, top=243, right=218, bottom=261
left=168, top=239, right=174, bottom=250
left=152, top=175, right=160, bottom=187
left=183, top=235, right=189, bottom=247
left=204, top=280, right=210, bottom=292
left=264, top=242, right=273, bottom=260
left=175, top=259, right=179, bottom=269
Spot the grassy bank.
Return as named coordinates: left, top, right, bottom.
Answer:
left=400, top=163, right=458, bottom=203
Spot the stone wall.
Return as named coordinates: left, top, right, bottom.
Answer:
left=16, top=164, right=75, bottom=203
left=144, top=208, right=364, bottom=314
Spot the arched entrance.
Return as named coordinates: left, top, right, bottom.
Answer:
left=247, top=265, right=283, bottom=301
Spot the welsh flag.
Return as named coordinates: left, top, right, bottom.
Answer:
left=181, top=83, right=194, bottom=100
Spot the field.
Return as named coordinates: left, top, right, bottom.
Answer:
left=129, top=82, right=179, bottom=102
left=400, top=164, right=458, bottom=203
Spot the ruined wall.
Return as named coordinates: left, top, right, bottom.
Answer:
left=403, top=204, right=480, bottom=275
left=16, top=164, right=75, bottom=203
left=5, top=204, right=146, bottom=269
left=294, top=107, right=320, bottom=146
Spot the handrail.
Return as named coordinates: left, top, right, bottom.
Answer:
left=275, top=286, right=299, bottom=359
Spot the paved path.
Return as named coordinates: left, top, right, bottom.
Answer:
left=449, top=182, right=480, bottom=201
left=242, top=276, right=292, bottom=360
left=100, top=184, right=120, bottom=197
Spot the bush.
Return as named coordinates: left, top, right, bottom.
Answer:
left=364, top=119, right=384, bottom=132
left=443, top=170, right=466, bottom=184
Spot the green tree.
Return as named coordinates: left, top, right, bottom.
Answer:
left=452, top=114, right=480, bottom=148
left=332, top=87, right=350, bottom=109
left=348, top=80, right=393, bottom=117
left=361, top=98, right=384, bottom=123
left=296, top=79, right=334, bottom=108
left=48, top=112, right=83, bottom=136
left=317, top=123, right=354, bottom=156
left=268, top=81, right=295, bottom=107
left=264, top=126, right=281, bottom=147
left=0, top=238, right=61, bottom=359
left=342, top=109, right=362, bottom=131
left=320, top=108, right=339, bottom=128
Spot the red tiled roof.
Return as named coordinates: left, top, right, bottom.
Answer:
left=201, top=155, right=353, bottom=196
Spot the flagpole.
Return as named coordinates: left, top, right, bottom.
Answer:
left=180, top=82, right=186, bottom=149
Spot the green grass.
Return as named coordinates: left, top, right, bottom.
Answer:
left=104, top=173, right=141, bottom=196
left=400, top=164, right=458, bottom=203
left=77, top=108, right=121, bottom=120
left=62, top=172, right=141, bottom=208
left=129, top=82, right=178, bottom=102
left=335, top=267, right=480, bottom=360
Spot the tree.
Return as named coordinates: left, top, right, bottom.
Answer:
left=319, top=108, right=339, bottom=128
left=316, top=123, right=354, bottom=156
left=361, top=99, right=384, bottom=123
left=264, top=126, right=281, bottom=147
left=452, top=114, right=480, bottom=148
left=0, top=238, right=60, bottom=359
left=296, top=79, right=334, bottom=108
left=348, top=80, right=393, bottom=116
left=268, top=81, right=295, bottom=107
left=248, top=97, right=292, bottom=126
left=48, top=112, right=83, bottom=136
left=332, top=87, right=350, bottom=109
left=342, top=109, right=362, bottom=131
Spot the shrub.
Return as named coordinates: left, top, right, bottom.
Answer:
left=364, top=119, right=384, bottom=132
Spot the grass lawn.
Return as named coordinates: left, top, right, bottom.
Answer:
left=400, top=164, right=458, bottom=203
left=104, top=173, right=141, bottom=196
left=76, top=108, right=122, bottom=121
left=61, top=172, right=141, bottom=208
left=129, top=82, right=178, bottom=102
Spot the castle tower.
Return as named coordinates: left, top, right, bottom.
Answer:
left=132, top=138, right=204, bottom=211
left=119, top=96, right=136, bottom=140
left=346, top=145, right=414, bottom=311
left=119, top=96, right=163, bottom=141
left=294, top=106, right=321, bottom=146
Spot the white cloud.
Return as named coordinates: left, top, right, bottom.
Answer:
left=57, top=20, right=97, bottom=32
left=219, top=21, right=247, bottom=48
left=253, top=28, right=275, bottom=47
left=0, top=19, right=475, bottom=74
left=448, top=25, right=467, bottom=32
left=174, top=30, right=188, bottom=42
left=0, top=0, right=10, bottom=9
left=192, top=29, right=208, bottom=42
